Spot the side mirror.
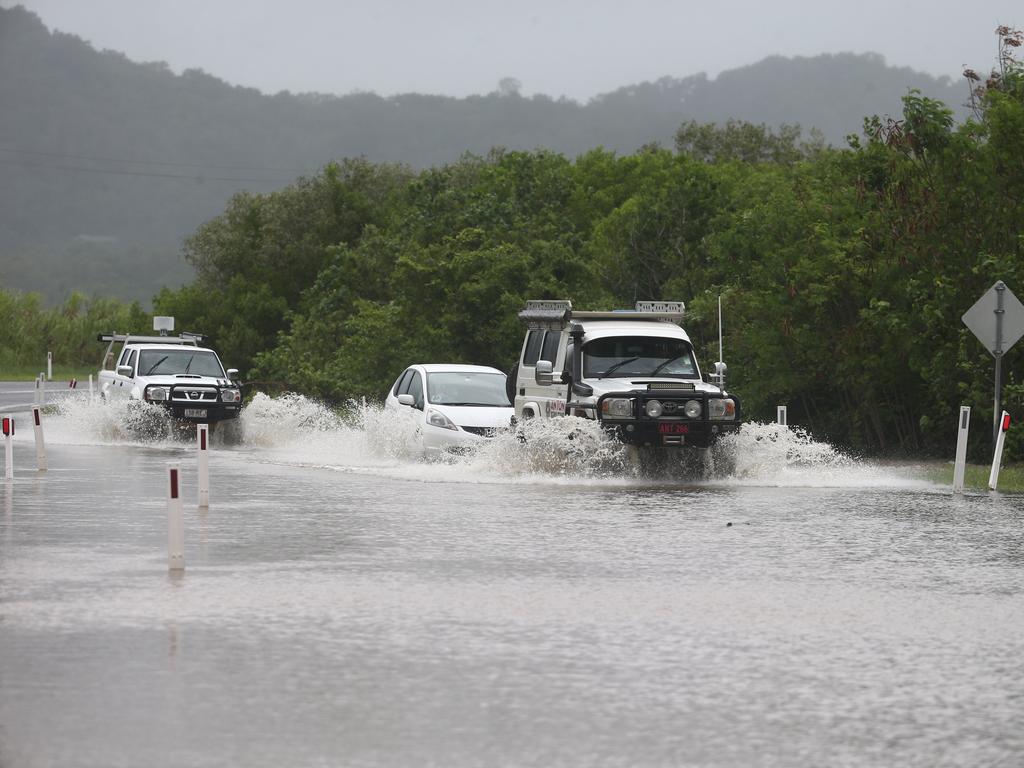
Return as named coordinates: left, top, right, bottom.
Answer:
left=397, top=394, right=415, bottom=407
left=535, top=360, right=554, bottom=386
left=226, top=368, right=239, bottom=380
left=116, top=365, right=133, bottom=378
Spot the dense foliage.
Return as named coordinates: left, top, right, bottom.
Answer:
left=0, top=291, right=149, bottom=374
left=1, top=5, right=967, bottom=303
left=3, top=19, right=1021, bottom=460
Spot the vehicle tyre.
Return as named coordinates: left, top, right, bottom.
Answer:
left=125, top=400, right=167, bottom=441
left=704, top=442, right=737, bottom=478
left=216, top=418, right=244, bottom=445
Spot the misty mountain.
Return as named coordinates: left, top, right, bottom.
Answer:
left=0, top=5, right=970, bottom=303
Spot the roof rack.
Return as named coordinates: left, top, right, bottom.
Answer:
left=519, top=299, right=684, bottom=328
left=96, top=332, right=205, bottom=345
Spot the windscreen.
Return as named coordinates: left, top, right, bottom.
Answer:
left=137, top=349, right=225, bottom=377
left=583, top=336, right=697, bottom=379
left=426, top=372, right=511, bottom=407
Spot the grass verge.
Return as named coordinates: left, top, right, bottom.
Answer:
left=0, top=367, right=97, bottom=382
left=926, top=462, right=1024, bottom=492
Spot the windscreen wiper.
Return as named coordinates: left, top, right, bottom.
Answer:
left=649, top=355, right=684, bottom=376
left=144, top=356, right=168, bottom=375
left=597, top=357, right=639, bottom=379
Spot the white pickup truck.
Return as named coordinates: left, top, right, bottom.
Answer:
left=97, top=317, right=242, bottom=431
left=511, top=300, right=741, bottom=450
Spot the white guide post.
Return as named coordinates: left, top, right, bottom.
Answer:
left=777, top=406, right=788, bottom=426
left=88, top=374, right=94, bottom=399
left=3, top=417, right=13, bottom=481
left=31, top=406, right=47, bottom=472
left=988, top=411, right=1011, bottom=491
left=952, top=406, right=970, bottom=494
left=197, top=423, right=210, bottom=508
left=167, top=462, right=185, bottom=571
left=47, top=352, right=52, bottom=381
left=38, top=374, right=45, bottom=407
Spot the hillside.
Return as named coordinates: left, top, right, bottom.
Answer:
left=0, top=5, right=969, bottom=304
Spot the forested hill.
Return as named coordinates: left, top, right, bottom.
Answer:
left=0, top=5, right=968, bottom=303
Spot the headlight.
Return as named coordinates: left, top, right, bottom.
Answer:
left=601, top=398, right=634, bottom=419
left=145, top=386, right=168, bottom=402
left=426, top=408, right=458, bottom=431
left=645, top=399, right=663, bottom=418
left=684, top=400, right=702, bottom=418
left=221, top=388, right=241, bottom=403
left=708, top=398, right=736, bottom=420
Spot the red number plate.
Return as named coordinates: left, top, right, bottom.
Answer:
left=657, top=423, right=689, bottom=434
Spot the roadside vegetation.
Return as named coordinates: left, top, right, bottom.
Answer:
left=926, top=462, right=1024, bottom=493
left=2, top=27, right=1021, bottom=463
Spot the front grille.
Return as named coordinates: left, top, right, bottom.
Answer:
left=460, top=426, right=497, bottom=437
left=170, top=385, right=219, bottom=404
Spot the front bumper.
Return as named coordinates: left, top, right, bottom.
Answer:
left=595, top=390, right=742, bottom=448
left=163, top=402, right=241, bottom=423
left=422, top=425, right=497, bottom=456
left=147, top=382, right=242, bottom=423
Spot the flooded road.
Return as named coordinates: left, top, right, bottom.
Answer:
left=1, top=394, right=1022, bottom=767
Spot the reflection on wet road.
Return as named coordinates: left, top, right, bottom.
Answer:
left=1, top=394, right=1022, bottom=767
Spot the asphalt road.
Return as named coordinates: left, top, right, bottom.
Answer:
left=0, top=379, right=83, bottom=414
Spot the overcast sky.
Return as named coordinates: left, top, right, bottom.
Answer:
left=6, top=0, right=1021, bottom=101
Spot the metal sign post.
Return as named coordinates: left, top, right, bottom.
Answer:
left=962, top=281, right=1024, bottom=444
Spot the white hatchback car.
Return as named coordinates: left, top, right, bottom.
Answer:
left=385, top=364, right=514, bottom=457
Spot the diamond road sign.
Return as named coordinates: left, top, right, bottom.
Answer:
left=962, top=281, right=1024, bottom=356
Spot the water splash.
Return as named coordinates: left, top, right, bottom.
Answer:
left=48, top=393, right=185, bottom=446
left=236, top=392, right=422, bottom=466
left=42, top=391, right=925, bottom=487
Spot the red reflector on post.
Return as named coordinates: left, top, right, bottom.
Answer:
left=33, top=409, right=40, bottom=426
left=201, top=430, right=207, bottom=451
left=1002, top=413, right=1011, bottom=432
left=2, top=417, right=11, bottom=436
left=170, top=468, right=179, bottom=499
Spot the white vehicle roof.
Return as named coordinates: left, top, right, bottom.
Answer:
left=576, top=319, right=692, bottom=344
left=130, top=343, right=217, bottom=353
left=415, top=364, right=505, bottom=375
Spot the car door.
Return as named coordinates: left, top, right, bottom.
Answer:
left=109, top=348, right=136, bottom=398
left=520, top=329, right=568, bottom=417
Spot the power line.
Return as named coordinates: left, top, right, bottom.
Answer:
left=0, top=146, right=318, bottom=175
left=0, top=157, right=297, bottom=184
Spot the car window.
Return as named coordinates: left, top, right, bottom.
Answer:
left=522, top=330, right=543, bottom=366
left=540, top=331, right=561, bottom=366
left=583, top=336, right=698, bottom=379
left=393, top=369, right=412, bottom=396
left=426, top=372, right=511, bottom=407
left=137, top=349, right=225, bottom=377
left=117, top=347, right=131, bottom=367
left=125, top=350, right=137, bottom=376
left=408, top=371, right=424, bottom=409
left=397, top=369, right=414, bottom=396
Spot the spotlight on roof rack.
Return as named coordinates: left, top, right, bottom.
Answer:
left=153, top=316, right=175, bottom=336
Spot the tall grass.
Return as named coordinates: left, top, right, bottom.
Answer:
left=0, top=289, right=150, bottom=377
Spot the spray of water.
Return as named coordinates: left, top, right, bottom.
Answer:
left=48, top=393, right=187, bottom=445
left=44, top=391, right=922, bottom=487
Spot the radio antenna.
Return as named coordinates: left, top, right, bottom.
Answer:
left=718, top=295, right=724, bottom=363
